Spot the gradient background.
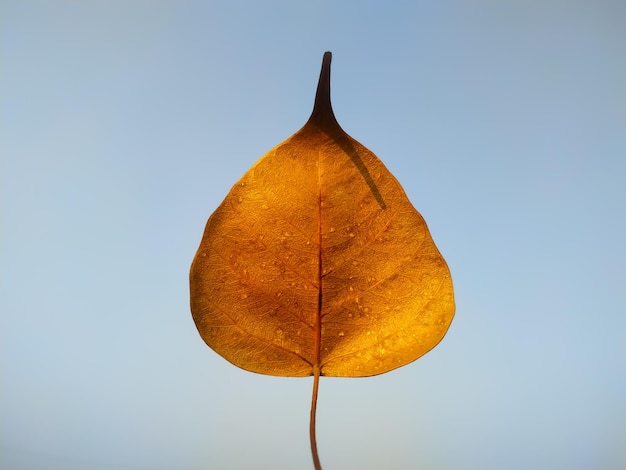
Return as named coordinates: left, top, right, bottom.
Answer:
left=2, top=1, right=625, bottom=469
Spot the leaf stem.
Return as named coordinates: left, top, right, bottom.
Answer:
left=310, top=366, right=322, bottom=470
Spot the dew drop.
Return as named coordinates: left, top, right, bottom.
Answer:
left=275, top=328, right=283, bottom=346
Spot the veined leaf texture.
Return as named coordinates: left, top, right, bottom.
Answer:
left=190, top=52, right=454, bottom=470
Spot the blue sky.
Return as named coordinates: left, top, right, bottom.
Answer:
left=1, top=1, right=625, bottom=469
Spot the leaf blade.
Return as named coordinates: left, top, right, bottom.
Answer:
left=189, top=52, right=455, bottom=379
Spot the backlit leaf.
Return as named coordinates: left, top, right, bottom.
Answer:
left=190, top=52, right=454, bottom=469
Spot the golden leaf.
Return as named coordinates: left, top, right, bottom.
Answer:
left=190, top=52, right=454, bottom=469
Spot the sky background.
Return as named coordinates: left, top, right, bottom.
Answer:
left=1, top=1, right=625, bottom=469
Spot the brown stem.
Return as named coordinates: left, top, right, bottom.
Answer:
left=310, top=367, right=322, bottom=470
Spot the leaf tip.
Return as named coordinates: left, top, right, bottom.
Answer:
left=309, top=51, right=340, bottom=132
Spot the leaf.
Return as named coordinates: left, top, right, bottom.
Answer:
left=190, top=52, right=454, bottom=469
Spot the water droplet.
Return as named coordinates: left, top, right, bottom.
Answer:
left=329, top=227, right=336, bottom=233
left=274, top=328, right=283, bottom=346
left=338, top=331, right=345, bottom=337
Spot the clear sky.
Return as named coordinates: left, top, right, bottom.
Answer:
left=1, top=1, right=625, bottom=469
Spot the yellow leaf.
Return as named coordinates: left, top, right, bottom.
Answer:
left=189, top=51, right=454, bottom=469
